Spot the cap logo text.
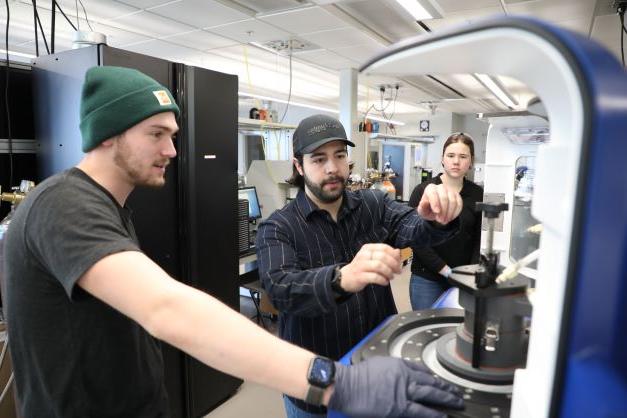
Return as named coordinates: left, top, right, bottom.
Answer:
left=153, top=90, right=172, bottom=106
left=306, top=122, right=342, bottom=136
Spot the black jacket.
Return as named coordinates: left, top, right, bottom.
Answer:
left=408, top=174, right=484, bottom=281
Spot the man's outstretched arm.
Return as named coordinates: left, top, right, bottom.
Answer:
left=78, top=250, right=463, bottom=417
left=78, top=250, right=314, bottom=401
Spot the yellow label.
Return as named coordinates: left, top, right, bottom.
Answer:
left=153, top=90, right=172, bottom=105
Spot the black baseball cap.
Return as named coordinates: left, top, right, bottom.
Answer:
left=293, top=114, right=355, bottom=155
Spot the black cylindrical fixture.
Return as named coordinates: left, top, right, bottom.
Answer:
left=471, top=295, right=484, bottom=368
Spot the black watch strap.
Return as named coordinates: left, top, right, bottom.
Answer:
left=304, top=384, right=326, bottom=406
left=330, top=266, right=351, bottom=297
left=305, top=357, right=335, bottom=406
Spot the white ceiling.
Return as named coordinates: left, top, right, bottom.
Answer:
left=1, top=0, right=623, bottom=122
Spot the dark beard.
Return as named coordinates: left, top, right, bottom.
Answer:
left=113, top=135, right=168, bottom=188
left=304, top=174, right=346, bottom=203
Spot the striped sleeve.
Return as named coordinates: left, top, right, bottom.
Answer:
left=378, top=191, right=460, bottom=249
left=255, top=216, right=341, bottom=317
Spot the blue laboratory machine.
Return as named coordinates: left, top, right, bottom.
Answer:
left=330, top=16, right=627, bottom=418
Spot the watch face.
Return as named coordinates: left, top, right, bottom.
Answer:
left=309, top=357, right=335, bottom=388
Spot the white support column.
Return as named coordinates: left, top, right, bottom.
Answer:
left=339, top=68, right=363, bottom=175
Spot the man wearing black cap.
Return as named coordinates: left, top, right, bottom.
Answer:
left=3, top=68, right=462, bottom=418
left=256, top=114, right=463, bottom=418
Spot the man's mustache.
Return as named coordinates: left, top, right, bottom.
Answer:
left=321, top=176, right=345, bottom=186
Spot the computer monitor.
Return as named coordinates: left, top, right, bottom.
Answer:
left=238, top=186, right=262, bottom=220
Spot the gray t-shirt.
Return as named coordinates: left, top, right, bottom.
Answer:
left=3, top=168, right=169, bottom=417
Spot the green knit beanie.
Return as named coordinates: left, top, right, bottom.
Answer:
left=79, top=66, right=180, bottom=152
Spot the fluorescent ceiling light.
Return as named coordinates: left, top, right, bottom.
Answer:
left=239, top=92, right=406, bottom=125
left=0, top=49, right=36, bottom=59
left=395, top=0, right=441, bottom=21
left=473, top=73, right=518, bottom=109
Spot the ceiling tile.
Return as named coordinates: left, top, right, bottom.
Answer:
left=5, top=3, right=81, bottom=50
left=506, top=0, right=594, bottom=23
left=552, top=18, right=589, bottom=36
left=259, top=6, right=349, bottom=35
left=331, top=42, right=387, bottom=64
left=97, top=23, right=153, bottom=47
left=426, top=7, right=505, bottom=31
left=8, top=3, right=153, bottom=48
left=204, top=44, right=269, bottom=62
left=109, top=10, right=194, bottom=37
left=9, top=2, right=53, bottom=27
left=7, top=24, right=40, bottom=47
left=436, top=0, right=501, bottom=14
left=440, top=99, right=492, bottom=114
left=300, top=27, right=379, bottom=49
left=29, top=36, right=75, bottom=52
left=6, top=0, right=617, bottom=120
left=246, top=46, right=298, bottom=69
left=296, top=49, right=358, bottom=71
left=123, top=38, right=200, bottom=62
left=210, top=44, right=341, bottom=94
left=3, top=2, right=28, bottom=18
left=590, top=14, right=623, bottom=61
left=331, top=0, right=419, bottom=44
left=232, top=0, right=308, bottom=14
left=205, top=19, right=291, bottom=43
left=202, top=44, right=289, bottom=76
left=53, top=0, right=140, bottom=22
left=162, top=29, right=239, bottom=50
left=116, top=0, right=175, bottom=9
left=14, top=0, right=138, bottom=22
left=149, top=0, right=251, bottom=28
left=237, top=44, right=283, bottom=62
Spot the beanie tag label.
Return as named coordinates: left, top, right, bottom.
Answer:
left=153, top=90, right=172, bottom=106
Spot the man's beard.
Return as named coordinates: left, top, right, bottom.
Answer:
left=113, top=138, right=168, bottom=188
left=303, top=173, right=346, bottom=203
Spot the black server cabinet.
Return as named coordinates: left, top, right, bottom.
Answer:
left=32, top=46, right=241, bottom=418
left=0, top=64, right=38, bottom=220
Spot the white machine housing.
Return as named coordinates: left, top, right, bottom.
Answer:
left=361, top=26, right=584, bottom=418
left=482, top=115, right=548, bottom=279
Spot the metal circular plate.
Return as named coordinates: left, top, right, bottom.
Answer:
left=351, top=310, right=513, bottom=418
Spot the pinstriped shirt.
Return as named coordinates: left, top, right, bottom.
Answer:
left=256, top=189, right=458, bottom=412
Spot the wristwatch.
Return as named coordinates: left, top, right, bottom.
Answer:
left=305, top=356, right=336, bottom=406
left=330, top=266, right=350, bottom=297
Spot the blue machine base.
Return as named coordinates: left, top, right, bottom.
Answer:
left=329, top=288, right=459, bottom=418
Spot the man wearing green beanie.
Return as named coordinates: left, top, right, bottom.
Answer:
left=3, top=66, right=463, bottom=418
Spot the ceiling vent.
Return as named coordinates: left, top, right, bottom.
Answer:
left=261, top=38, right=322, bottom=54
left=502, top=127, right=550, bottom=144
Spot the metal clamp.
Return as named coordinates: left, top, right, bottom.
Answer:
left=483, top=322, right=500, bottom=352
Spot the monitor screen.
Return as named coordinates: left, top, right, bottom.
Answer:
left=238, top=186, right=262, bottom=220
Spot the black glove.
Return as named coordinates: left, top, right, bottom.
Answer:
left=328, top=356, right=464, bottom=418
